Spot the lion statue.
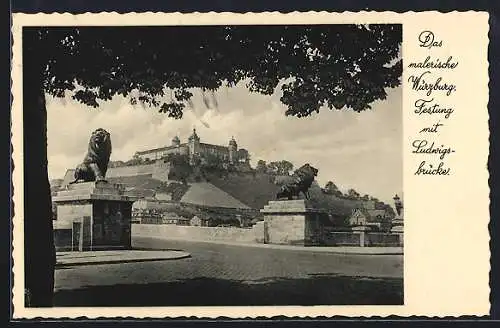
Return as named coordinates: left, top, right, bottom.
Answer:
left=69, top=128, right=112, bottom=184
left=276, top=163, right=318, bottom=200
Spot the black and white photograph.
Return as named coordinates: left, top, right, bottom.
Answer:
left=22, top=22, right=404, bottom=308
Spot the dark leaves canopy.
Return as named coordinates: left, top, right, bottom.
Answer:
left=25, top=24, right=401, bottom=118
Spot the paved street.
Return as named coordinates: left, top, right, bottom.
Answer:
left=54, top=237, right=403, bottom=306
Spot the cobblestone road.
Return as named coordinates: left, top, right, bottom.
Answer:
left=54, top=237, right=403, bottom=306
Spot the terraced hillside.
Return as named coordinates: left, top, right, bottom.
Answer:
left=180, top=182, right=251, bottom=209
left=206, top=172, right=280, bottom=209
left=108, top=174, right=160, bottom=190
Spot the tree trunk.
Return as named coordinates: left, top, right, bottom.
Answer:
left=23, top=62, right=55, bottom=306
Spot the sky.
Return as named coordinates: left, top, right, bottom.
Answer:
left=46, top=82, right=402, bottom=206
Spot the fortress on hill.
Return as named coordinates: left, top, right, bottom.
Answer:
left=134, top=129, right=249, bottom=165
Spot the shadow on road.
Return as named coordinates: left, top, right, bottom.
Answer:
left=53, top=274, right=403, bottom=306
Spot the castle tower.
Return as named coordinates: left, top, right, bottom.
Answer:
left=171, top=135, right=180, bottom=147
left=228, top=136, right=238, bottom=164
left=391, top=194, right=404, bottom=239
left=188, top=128, right=200, bottom=164
left=393, top=194, right=403, bottom=216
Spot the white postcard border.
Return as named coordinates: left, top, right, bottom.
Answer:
left=11, top=11, right=490, bottom=318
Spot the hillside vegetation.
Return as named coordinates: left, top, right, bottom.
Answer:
left=206, top=172, right=280, bottom=209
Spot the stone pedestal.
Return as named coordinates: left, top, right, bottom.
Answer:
left=391, top=224, right=404, bottom=246
left=52, top=181, right=135, bottom=252
left=260, top=199, right=324, bottom=246
left=352, top=225, right=372, bottom=247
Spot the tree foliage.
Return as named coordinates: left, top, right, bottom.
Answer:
left=202, top=152, right=225, bottom=170
left=323, top=181, right=338, bottom=193
left=255, top=160, right=267, bottom=173
left=323, top=181, right=343, bottom=197
left=165, top=153, right=192, bottom=184
left=237, top=149, right=250, bottom=163
left=27, top=24, right=401, bottom=119
left=157, top=181, right=190, bottom=202
left=346, top=188, right=361, bottom=199
left=123, top=156, right=145, bottom=166
left=267, top=160, right=294, bottom=176
left=381, top=203, right=396, bottom=218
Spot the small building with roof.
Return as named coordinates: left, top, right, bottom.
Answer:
left=349, top=208, right=392, bottom=231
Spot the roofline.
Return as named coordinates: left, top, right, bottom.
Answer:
left=137, top=142, right=238, bottom=155
left=199, top=143, right=230, bottom=150
left=136, top=144, right=188, bottom=155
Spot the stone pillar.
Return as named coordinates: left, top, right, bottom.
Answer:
left=252, top=221, right=266, bottom=243
left=352, top=226, right=371, bottom=247
left=260, top=199, right=324, bottom=246
left=391, top=224, right=404, bottom=247
left=53, top=181, right=135, bottom=252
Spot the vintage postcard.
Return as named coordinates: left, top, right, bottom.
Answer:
left=11, top=11, right=490, bottom=318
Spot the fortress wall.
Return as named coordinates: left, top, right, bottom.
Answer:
left=151, top=162, right=171, bottom=181
left=132, top=223, right=403, bottom=247
left=132, top=223, right=259, bottom=244
left=106, top=164, right=157, bottom=178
